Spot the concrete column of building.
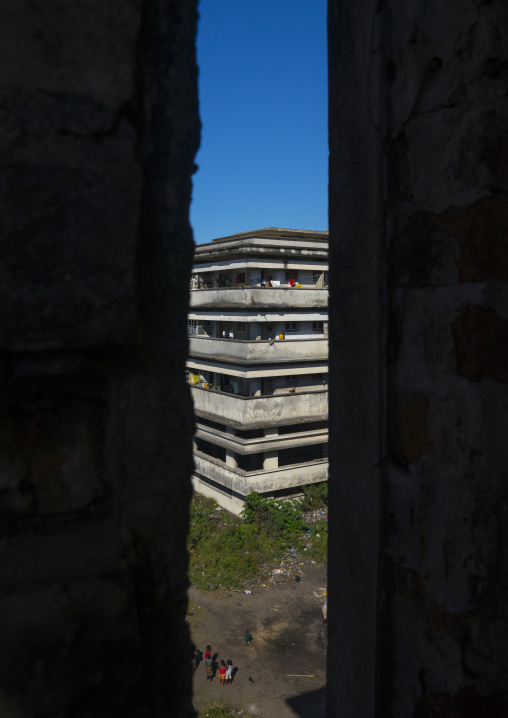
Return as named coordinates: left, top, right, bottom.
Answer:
left=225, top=426, right=238, bottom=468
left=264, top=426, right=279, bottom=467
left=226, top=451, right=238, bottom=468
left=263, top=451, right=278, bottom=470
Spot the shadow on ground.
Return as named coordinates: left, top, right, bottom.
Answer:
left=286, top=686, right=326, bottom=718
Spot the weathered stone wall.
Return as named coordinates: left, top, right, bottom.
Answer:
left=3, top=0, right=506, bottom=715
left=328, top=0, right=508, bottom=716
left=0, top=1, right=199, bottom=716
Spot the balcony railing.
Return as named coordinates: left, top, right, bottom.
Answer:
left=193, top=452, right=328, bottom=496
left=189, top=287, right=328, bottom=309
left=188, top=336, right=328, bottom=363
left=190, top=385, right=328, bottom=427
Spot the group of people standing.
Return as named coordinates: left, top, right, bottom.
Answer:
left=198, top=645, right=234, bottom=685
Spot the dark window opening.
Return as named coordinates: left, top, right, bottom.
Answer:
left=234, top=427, right=264, bottom=439
left=237, top=453, right=264, bottom=471
left=196, top=438, right=226, bottom=462
left=197, top=417, right=227, bottom=432
left=278, top=443, right=326, bottom=467
left=284, top=376, right=298, bottom=385
left=279, top=420, right=328, bottom=434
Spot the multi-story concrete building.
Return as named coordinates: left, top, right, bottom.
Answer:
left=186, top=227, right=329, bottom=514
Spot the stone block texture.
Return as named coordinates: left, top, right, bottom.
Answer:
left=328, top=0, right=508, bottom=716
left=0, top=1, right=199, bottom=716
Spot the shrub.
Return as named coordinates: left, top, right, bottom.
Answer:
left=241, top=491, right=306, bottom=539
left=188, top=489, right=328, bottom=589
left=188, top=496, right=218, bottom=549
left=188, top=503, right=283, bottom=590
left=300, top=482, right=328, bottom=511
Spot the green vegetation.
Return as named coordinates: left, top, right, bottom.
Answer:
left=300, top=481, right=328, bottom=511
left=188, top=485, right=327, bottom=590
left=308, top=519, right=328, bottom=564
left=188, top=495, right=281, bottom=590
left=200, top=702, right=242, bottom=717
left=241, top=491, right=307, bottom=537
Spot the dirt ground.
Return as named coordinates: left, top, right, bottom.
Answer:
left=188, top=562, right=327, bottom=718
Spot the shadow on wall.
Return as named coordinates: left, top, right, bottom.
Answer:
left=286, top=686, right=326, bottom=718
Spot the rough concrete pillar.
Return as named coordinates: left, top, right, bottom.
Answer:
left=328, top=0, right=508, bottom=716
left=226, top=450, right=238, bottom=468
left=327, top=0, right=385, bottom=715
left=0, top=1, right=200, bottom=716
left=263, top=451, right=279, bottom=470
left=225, top=427, right=237, bottom=467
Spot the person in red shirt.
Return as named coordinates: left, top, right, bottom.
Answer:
left=218, top=660, right=227, bottom=685
left=204, top=645, right=213, bottom=681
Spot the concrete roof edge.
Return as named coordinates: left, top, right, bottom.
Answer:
left=196, top=227, right=329, bottom=247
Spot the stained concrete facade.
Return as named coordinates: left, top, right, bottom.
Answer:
left=187, top=229, right=329, bottom=514
left=328, top=0, right=508, bottom=715
left=0, top=1, right=199, bottom=716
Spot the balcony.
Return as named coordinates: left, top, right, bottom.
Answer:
left=195, top=424, right=328, bottom=454
left=193, top=453, right=328, bottom=496
left=188, top=336, right=328, bottom=363
left=189, top=286, right=328, bottom=309
left=190, top=385, right=328, bottom=427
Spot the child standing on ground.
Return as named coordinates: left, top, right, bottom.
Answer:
left=225, top=659, right=233, bottom=684
left=321, top=599, right=328, bottom=626
left=204, top=644, right=213, bottom=681
left=218, top=660, right=227, bottom=685
left=244, top=629, right=252, bottom=646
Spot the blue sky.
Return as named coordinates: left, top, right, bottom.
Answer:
left=191, top=1, right=328, bottom=245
